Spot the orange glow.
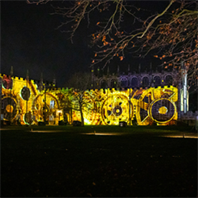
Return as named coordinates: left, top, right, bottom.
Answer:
left=6, top=105, right=13, bottom=113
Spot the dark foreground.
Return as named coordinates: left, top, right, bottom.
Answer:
left=1, top=125, right=197, bottom=197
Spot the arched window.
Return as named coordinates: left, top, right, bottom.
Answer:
left=142, top=77, right=149, bottom=87
left=121, top=78, right=128, bottom=88
left=131, top=77, right=138, bottom=88
left=111, top=79, right=118, bottom=88
left=165, top=75, right=173, bottom=86
left=153, top=76, right=161, bottom=87
left=101, top=80, right=108, bottom=89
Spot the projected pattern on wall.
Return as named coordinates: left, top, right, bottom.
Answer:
left=132, top=87, right=178, bottom=125
left=101, top=91, right=133, bottom=125
left=70, top=87, right=177, bottom=126
left=1, top=75, right=178, bottom=126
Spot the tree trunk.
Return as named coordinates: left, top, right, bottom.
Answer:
left=80, top=105, right=84, bottom=126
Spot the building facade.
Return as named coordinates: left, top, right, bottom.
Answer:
left=0, top=67, right=192, bottom=126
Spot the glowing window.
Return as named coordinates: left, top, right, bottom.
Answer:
left=50, top=100, right=55, bottom=109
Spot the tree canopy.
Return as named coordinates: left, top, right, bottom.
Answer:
left=28, top=0, right=198, bottom=89
left=66, top=72, right=94, bottom=126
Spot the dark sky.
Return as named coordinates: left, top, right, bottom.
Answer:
left=1, top=1, right=167, bottom=87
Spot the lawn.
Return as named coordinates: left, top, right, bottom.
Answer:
left=1, top=125, right=197, bottom=197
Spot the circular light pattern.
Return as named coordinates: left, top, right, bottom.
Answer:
left=113, top=106, right=122, bottom=116
left=33, top=93, right=59, bottom=122
left=21, top=87, right=30, bottom=101
left=101, top=93, right=133, bottom=125
left=150, top=98, right=176, bottom=123
left=134, top=87, right=177, bottom=125
left=2, top=97, right=17, bottom=121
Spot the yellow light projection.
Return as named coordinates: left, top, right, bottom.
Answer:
left=6, top=104, right=14, bottom=113
left=1, top=96, right=17, bottom=122
left=1, top=74, right=178, bottom=126
left=71, top=91, right=100, bottom=125
left=33, top=92, right=59, bottom=123
left=1, top=75, right=38, bottom=124
left=158, top=106, right=168, bottom=114
left=79, top=86, right=178, bottom=126
left=133, top=86, right=178, bottom=125
left=101, top=91, right=132, bottom=125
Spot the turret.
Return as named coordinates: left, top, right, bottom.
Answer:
left=180, top=61, right=188, bottom=113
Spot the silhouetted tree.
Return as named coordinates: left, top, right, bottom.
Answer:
left=28, top=0, right=198, bottom=89
left=66, top=72, right=95, bottom=126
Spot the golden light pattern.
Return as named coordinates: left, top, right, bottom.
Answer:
left=101, top=92, right=132, bottom=125
left=149, top=98, right=177, bottom=124
left=33, top=93, right=59, bottom=123
left=71, top=91, right=100, bottom=125
left=1, top=74, right=178, bottom=126
left=6, top=105, right=13, bottom=113
left=134, top=86, right=178, bottom=126
left=158, top=106, right=168, bottom=114
left=2, top=96, right=18, bottom=122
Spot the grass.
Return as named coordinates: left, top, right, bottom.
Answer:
left=1, top=125, right=197, bottom=197
left=1, top=123, right=196, bottom=133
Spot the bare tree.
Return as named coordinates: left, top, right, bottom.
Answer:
left=138, top=0, right=198, bottom=90
left=66, top=72, right=95, bottom=126
left=27, top=0, right=198, bottom=89
left=48, top=0, right=149, bottom=65
left=56, top=88, right=73, bottom=124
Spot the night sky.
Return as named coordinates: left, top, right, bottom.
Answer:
left=1, top=1, right=167, bottom=87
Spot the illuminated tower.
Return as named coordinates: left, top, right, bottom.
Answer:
left=180, top=61, right=189, bottom=114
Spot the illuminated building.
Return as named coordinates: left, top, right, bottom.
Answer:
left=0, top=65, right=191, bottom=126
